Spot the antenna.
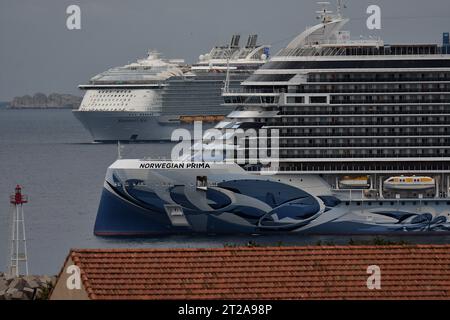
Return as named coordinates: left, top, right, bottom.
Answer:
left=316, top=2, right=333, bottom=23
left=336, top=0, right=346, bottom=17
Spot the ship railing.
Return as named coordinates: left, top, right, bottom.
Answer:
left=279, top=44, right=450, bottom=57
left=335, top=193, right=449, bottom=202
left=223, top=88, right=284, bottom=94
left=294, top=88, right=450, bottom=94
left=274, top=161, right=450, bottom=171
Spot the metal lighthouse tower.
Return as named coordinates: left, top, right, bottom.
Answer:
left=9, top=185, right=29, bottom=277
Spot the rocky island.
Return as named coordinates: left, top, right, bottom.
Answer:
left=8, top=93, right=82, bottom=109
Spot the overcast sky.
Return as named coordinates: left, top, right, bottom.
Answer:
left=1, top=0, right=450, bottom=101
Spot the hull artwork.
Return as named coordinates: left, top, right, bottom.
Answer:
left=94, top=160, right=450, bottom=236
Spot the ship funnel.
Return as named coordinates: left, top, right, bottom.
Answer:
left=246, top=34, right=258, bottom=48
left=443, top=32, right=450, bottom=54
left=443, top=32, right=449, bottom=45
left=230, top=34, right=240, bottom=48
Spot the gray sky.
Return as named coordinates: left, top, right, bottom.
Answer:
left=1, top=0, right=450, bottom=101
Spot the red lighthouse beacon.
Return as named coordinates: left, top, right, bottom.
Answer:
left=9, top=185, right=29, bottom=277
left=10, top=185, right=28, bottom=205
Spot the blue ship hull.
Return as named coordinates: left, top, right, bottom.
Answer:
left=94, top=161, right=450, bottom=236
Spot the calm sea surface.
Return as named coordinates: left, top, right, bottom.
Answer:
left=0, top=109, right=449, bottom=275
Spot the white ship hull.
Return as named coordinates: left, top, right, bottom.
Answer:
left=73, top=110, right=219, bottom=142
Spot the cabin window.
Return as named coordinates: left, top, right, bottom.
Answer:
left=310, top=96, right=327, bottom=104
left=286, top=96, right=305, bottom=104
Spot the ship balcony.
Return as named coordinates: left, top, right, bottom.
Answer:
left=222, top=102, right=278, bottom=108
left=306, top=72, right=450, bottom=83
left=279, top=110, right=450, bottom=116
left=330, top=98, right=450, bottom=104
left=279, top=132, right=449, bottom=137
left=294, top=88, right=450, bottom=94
left=278, top=153, right=450, bottom=159
left=222, top=88, right=284, bottom=95
left=274, top=160, right=450, bottom=170
left=222, top=91, right=280, bottom=97
left=265, top=120, right=450, bottom=126
left=278, top=43, right=450, bottom=57
left=279, top=143, right=450, bottom=148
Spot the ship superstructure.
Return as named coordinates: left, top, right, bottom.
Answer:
left=220, top=3, right=450, bottom=198
left=73, top=36, right=269, bottom=142
left=93, top=2, right=450, bottom=235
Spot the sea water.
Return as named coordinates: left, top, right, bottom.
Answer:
left=0, top=109, right=449, bottom=275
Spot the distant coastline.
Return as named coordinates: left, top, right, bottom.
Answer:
left=6, top=93, right=82, bottom=109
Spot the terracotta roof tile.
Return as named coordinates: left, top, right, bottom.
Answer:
left=62, top=245, right=450, bottom=300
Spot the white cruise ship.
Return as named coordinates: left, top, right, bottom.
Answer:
left=93, top=2, right=450, bottom=236
left=73, top=35, right=269, bottom=142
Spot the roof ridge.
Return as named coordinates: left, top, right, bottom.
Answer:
left=69, top=244, right=450, bottom=254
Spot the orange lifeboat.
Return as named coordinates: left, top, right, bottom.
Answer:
left=179, top=115, right=226, bottom=123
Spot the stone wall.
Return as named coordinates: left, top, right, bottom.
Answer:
left=0, top=272, right=56, bottom=300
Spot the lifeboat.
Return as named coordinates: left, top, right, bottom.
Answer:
left=179, top=115, right=226, bottom=123
left=383, top=176, right=435, bottom=190
left=204, top=116, right=215, bottom=122
left=339, top=176, right=370, bottom=189
left=179, top=116, right=194, bottom=123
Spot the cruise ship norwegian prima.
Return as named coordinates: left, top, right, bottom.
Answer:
left=94, top=3, right=450, bottom=236
left=73, top=35, right=269, bottom=142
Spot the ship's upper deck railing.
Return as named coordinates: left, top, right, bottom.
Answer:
left=278, top=43, right=450, bottom=58
left=222, top=88, right=285, bottom=94
left=203, top=45, right=269, bottom=62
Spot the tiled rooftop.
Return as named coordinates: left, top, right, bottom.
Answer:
left=65, top=245, right=450, bottom=300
